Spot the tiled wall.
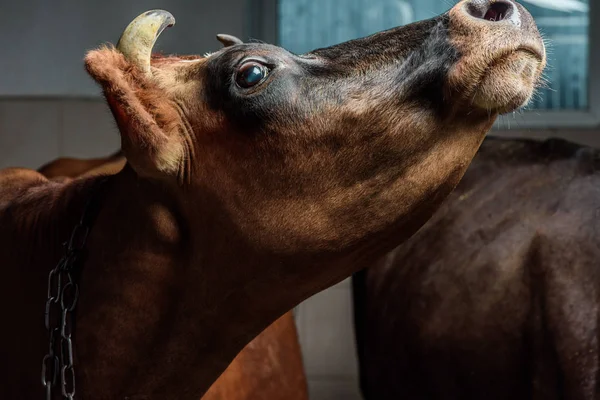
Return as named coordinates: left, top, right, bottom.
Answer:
left=0, top=98, right=363, bottom=400
left=0, top=99, right=119, bottom=169
left=295, top=278, right=363, bottom=400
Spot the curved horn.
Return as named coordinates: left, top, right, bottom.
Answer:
left=216, top=34, right=243, bottom=47
left=116, top=10, right=175, bottom=75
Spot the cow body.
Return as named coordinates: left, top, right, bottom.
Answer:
left=0, top=2, right=545, bottom=398
left=353, top=136, right=600, bottom=400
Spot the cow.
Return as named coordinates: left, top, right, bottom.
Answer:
left=38, top=151, right=308, bottom=400
left=38, top=151, right=125, bottom=182
left=37, top=33, right=308, bottom=400
left=353, top=136, right=600, bottom=400
left=0, top=1, right=545, bottom=398
left=202, top=311, right=307, bottom=400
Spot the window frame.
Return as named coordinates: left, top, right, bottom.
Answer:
left=250, top=0, right=600, bottom=131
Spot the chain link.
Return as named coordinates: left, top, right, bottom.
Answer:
left=40, top=177, right=109, bottom=400
left=42, top=244, right=82, bottom=399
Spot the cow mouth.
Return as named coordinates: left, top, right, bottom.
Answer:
left=473, top=44, right=545, bottom=114
left=495, top=45, right=544, bottom=66
left=483, top=45, right=544, bottom=79
left=515, top=46, right=545, bottom=63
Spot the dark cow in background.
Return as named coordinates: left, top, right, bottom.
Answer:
left=353, top=136, right=600, bottom=400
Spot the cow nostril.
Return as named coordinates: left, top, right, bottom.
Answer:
left=484, top=2, right=510, bottom=21
left=467, top=1, right=513, bottom=23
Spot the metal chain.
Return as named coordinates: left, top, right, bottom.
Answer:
left=41, top=177, right=109, bottom=400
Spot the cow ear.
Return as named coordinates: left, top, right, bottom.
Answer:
left=85, top=48, right=183, bottom=178
left=85, top=10, right=182, bottom=179
left=216, top=33, right=244, bottom=47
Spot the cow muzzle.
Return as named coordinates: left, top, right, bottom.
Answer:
left=448, top=0, right=547, bottom=114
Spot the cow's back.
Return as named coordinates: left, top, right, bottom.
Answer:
left=353, top=137, right=600, bottom=400
left=37, top=151, right=126, bottom=180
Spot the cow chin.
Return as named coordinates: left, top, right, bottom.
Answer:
left=473, top=50, right=543, bottom=114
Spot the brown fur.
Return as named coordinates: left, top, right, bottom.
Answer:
left=354, top=136, right=600, bottom=400
left=85, top=48, right=185, bottom=177
left=37, top=153, right=308, bottom=400
left=203, top=312, right=308, bottom=400
left=38, top=151, right=126, bottom=180
left=0, top=2, right=545, bottom=398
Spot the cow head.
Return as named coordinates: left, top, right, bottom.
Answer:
left=85, top=1, right=545, bottom=290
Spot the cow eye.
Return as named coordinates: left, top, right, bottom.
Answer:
left=236, top=61, right=269, bottom=89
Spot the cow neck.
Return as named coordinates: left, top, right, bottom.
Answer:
left=48, top=165, right=341, bottom=398
left=41, top=174, right=112, bottom=399
left=59, top=165, right=299, bottom=398
left=17, top=175, right=115, bottom=265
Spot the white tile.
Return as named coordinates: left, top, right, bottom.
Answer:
left=60, top=100, right=120, bottom=158
left=308, top=379, right=363, bottom=400
left=331, top=276, right=352, bottom=290
left=0, top=100, right=60, bottom=169
left=298, top=286, right=360, bottom=378
left=292, top=304, right=304, bottom=329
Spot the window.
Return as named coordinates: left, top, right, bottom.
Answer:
left=277, top=0, right=598, bottom=128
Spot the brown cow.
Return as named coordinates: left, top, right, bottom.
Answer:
left=202, top=312, right=307, bottom=400
left=38, top=151, right=125, bottom=181
left=353, top=136, right=600, bottom=400
left=0, top=1, right=545, bottom=399
left=38, top=152, right=308, bottom=400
